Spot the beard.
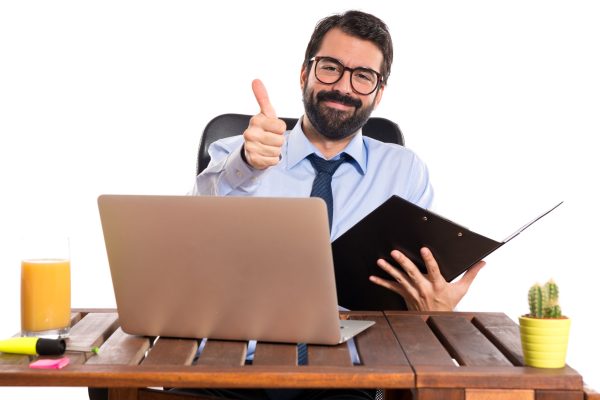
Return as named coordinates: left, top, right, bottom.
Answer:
left=303, top=86, right=376, bottom=141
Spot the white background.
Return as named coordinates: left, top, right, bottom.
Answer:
left=1, top=1, right=599, bottom=398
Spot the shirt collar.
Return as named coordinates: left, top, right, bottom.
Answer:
left=286, top=117, right=367, bottom=174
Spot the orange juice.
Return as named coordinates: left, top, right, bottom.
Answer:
left=21, top=259, right=71, bottom=335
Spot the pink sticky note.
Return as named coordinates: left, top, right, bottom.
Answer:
left=29, top=357, right=70, bottom=370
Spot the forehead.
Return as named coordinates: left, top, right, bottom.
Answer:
left=316, top=28, right=383, bottom=72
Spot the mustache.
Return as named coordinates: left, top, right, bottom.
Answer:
left=316, top=90, right=362, bottom=109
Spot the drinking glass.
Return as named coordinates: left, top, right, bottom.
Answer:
left=20, top=236, right=71, bottom=338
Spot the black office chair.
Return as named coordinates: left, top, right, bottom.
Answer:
left=196, top=113, right=404, bottom=175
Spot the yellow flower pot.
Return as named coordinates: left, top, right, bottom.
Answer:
left=519, top=315, right=570, bottom=368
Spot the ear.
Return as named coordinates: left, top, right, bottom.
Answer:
left=300, top=63, right=308, bottom=91
left=373, top=84, right=385, bottom=109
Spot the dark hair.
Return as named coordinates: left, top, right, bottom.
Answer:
left=304, top=10, right=393, bottom=85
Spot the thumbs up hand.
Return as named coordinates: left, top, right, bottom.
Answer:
left=242, top=79, right=287, bottom=170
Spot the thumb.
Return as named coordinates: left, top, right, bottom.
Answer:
left=252, top=79, right=277, bottom=118
left=459, top=260, right=485, bottom=288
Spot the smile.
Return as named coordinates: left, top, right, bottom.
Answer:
left=322, top=100, right=355, bottom=111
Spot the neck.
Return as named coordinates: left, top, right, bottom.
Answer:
left=301, top=115, right=356, bottom=159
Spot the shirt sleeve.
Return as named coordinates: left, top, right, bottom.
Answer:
left=407, top=152, right=434, bottom=209
left=190, top=136, right=265, bottom=196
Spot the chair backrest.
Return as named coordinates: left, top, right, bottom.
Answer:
left=197, top=113, right=404, bottom=175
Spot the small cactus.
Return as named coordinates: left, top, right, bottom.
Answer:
left=528, top=279, right=563, bottom=318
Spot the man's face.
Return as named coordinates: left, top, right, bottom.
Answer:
left=301, top=28, right=385, bottom=141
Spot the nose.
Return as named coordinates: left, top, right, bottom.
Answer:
left=330, top=69, right=353, bottom=95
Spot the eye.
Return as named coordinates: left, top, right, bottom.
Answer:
left=354, top=70, right=376, bottom=83
left=319, top=62, right=342, bottom=73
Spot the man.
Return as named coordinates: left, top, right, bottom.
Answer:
left=89, top=10, right=485, bottom=400
left=192, top=10, right=484, bottom=312
left=184, top=11, right=485, bottom=400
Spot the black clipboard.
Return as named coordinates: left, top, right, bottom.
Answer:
left=331, top=195, right=562, bottom=311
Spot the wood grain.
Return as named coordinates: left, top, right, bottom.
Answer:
left=386, top=314, right=455, bottom=366
left=536, top=390, right=584, bottom=400
left=428, top=315, right=511, bottom=367
left=87, top=328, right=151, bottom=366
left=253, top=342, right=297, bottom=366
left=465, top=388, right=533, bottom=400
left=307, top=343, right=352, bottom=367
left=351, top=313, right=409, bottom=367
left=472, top=314, right=524, bottom=366
left=62, top=312, right=120, bottom=364
left=196, top=340, right=247, bottom=367
left=143, top=338, right=198, bottom=366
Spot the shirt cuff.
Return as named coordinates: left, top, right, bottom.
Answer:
left=220, top=143, right=264, bottom=189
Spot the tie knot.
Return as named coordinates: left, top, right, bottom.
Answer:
left=307, top=153, right=348, bottom=176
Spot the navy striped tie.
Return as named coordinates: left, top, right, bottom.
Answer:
left=296, top=153, right=348, bottom=366
left=307, top=153, right=348, bottom=230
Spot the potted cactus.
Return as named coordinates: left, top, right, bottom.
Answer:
left=519, top=279, right=571, bottom=368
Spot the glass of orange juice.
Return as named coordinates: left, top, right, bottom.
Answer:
left=20, top=236, right=71, bottom=338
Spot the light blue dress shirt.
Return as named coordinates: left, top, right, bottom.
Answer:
left=191, top=119, right=434, bottom=241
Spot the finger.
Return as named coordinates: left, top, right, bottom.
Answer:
left=458, top=260, right=486, bottom=288
left=244, top=141, right=282, bottom=158
left=244, top=126, right=285, bottom=147
left=369, top=275, right=408, bottom=298
left=375, top=258, right=420, bottom=300
left=390, top=249, right=426, bottom=285
left=376, top=257, right=410, bottom=284
left=249, top=115, right=286, bottom=136
left=420, top=247, right=445, bottom=283
left=252, top=79, right=277, bottom=118
left=244, top=153, right=280, bottom=170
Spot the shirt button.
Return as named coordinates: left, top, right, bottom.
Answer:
left=235, top=169, right=243, bottom=178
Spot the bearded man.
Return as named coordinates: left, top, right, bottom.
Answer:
left=192, top=10, right=483, bottom=313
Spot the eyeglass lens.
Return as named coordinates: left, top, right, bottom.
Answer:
left=315, top=57, right=379, bottom=95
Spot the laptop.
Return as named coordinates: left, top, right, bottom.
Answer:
left=97, top=194, right=374, bottom=345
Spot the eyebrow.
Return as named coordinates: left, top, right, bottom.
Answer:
left=316, top=55, right=381, bottom=74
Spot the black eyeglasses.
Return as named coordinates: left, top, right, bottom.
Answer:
left=309, top=56, right=382, bottom=95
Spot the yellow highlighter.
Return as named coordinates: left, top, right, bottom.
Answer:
left=0, top=337, right=99, bottom=356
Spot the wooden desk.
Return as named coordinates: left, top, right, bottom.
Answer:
left=0, top=310, right=596, bottom=400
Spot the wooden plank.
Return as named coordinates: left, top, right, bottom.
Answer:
left=195, top=340, right=247, bottom=366
left=415, top=365, right=583, bottom=391
left=71, top=311, right=84, bottom=326
left=350, top=313, right=409, bottom=367
left=415, top=388, right=464, bottom=400
left=428, top=315, right=511, bottom=366
left=40, top=312, right=120, bottom=365
left=385, top=311, right=478, bottom=321
left=536, top=390, right=583, bottom=400
left=307, top=343, right=352, bottom=366
left=86, top=328, right=151, bottom=366
left=466, top=389, right=533, bottom=399
left=143, top=338, right=198, bottom=366
left=472, top=314, right=524, bottom=366
left=253, top=342, right=298, bottom=366
left=386, top=314, right=455, bottom=366
left=0, top=364, right=414, bottom=388
left=68, top=312, right=120, bottom=346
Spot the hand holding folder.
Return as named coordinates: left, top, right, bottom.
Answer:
left=371, top=246, right=486, bottom=311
